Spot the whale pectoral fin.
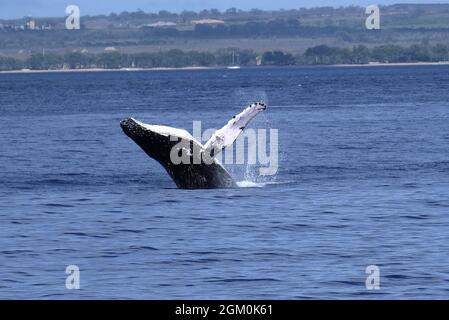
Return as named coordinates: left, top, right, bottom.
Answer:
left=203, top=102, right=267, bottom=157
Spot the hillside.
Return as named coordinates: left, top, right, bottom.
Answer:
left=2, top=4, right=449, bottom=70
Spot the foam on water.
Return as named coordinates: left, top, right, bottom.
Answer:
left=236, top=180, right=266, bottom=188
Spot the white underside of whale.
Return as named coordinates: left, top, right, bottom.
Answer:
left=133, top=120, right=202, bottom=145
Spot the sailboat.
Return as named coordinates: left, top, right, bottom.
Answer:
left=227, top=51, right=241, bottom=69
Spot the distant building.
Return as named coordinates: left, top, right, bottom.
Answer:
left=26, top=19, right=36, bottom=30
left=191, top=19, right=225, bottom=25
left=104, top=47, right=118, bottom=52
left=256, top=56, right=262, bottom=66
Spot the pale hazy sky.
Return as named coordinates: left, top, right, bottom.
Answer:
left=0, top=0, right=446, bottom=19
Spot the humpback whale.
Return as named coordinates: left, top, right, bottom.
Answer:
left=120, top=102, right=267, bottom=189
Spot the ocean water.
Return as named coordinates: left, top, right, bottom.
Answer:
left=1, top=66, right=449, bottom=299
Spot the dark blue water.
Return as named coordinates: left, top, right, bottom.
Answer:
left=1, top=66, right=449, bottom=299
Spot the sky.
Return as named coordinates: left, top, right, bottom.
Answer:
left=0, top=0, right=446, bottom=19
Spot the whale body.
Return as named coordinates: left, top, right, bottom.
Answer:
left=120, top=102, right=267, bottom=189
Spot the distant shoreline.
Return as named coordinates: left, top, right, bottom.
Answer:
left=334, top=61, right=449, bottom=68
left=0, top=66, right=214, bottom=74
left=1, top=62, right=449, bottom=74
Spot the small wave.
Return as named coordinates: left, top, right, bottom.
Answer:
left=42, top=203, right=75, bottom=208
left=206, top=278, right=281, bottom=283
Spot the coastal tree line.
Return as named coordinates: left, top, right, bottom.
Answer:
left=1, top=43, right=449, bottom=71
left=0, top=20, right=367, bottom=50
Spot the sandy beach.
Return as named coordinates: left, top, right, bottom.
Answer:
left=0, top=66, right=214, bottom=74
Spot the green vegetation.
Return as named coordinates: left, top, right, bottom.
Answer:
left=1, top=43, right=448, bottom=71
left=2, top=4, right=449, bottom=71
left=0, top=56, right=23, bottom=70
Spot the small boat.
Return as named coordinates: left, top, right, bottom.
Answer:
left=227, top=51, right=240, bottom=69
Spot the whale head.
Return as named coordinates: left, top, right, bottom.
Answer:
left=120, top=117, right=205, bottom=167
left=120, top=118, right=178, bottom=165
left=120, top=118, right=147, bottom=140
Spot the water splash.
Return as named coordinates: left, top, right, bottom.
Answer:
left=236, top=180, right=265, bottom=188
left=227, top=89, right=278, bottom=187
left=232, top=89, right=269, bottom=107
